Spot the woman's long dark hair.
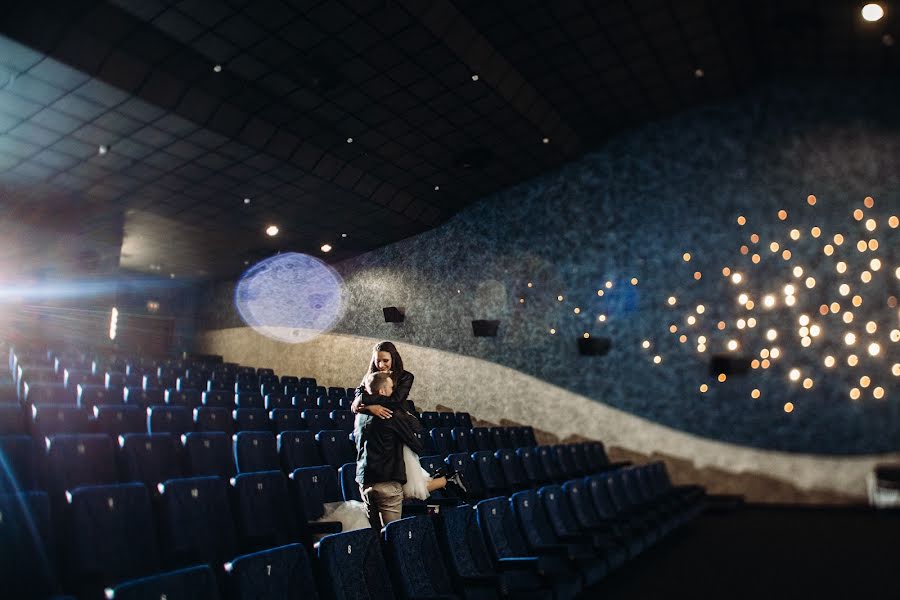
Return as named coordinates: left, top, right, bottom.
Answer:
left=367, top=341, right=405, bottom=384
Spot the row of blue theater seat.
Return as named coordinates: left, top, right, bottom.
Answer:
left=52, top=461, right=700, bottom=600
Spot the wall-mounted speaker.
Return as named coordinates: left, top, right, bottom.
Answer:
left=472, top=320, right=500, bottom=337
left=709, top=354, right=752, bottom=377
left=383, top=307, right=405, bottom=323
left=577, top=336, right=612, bottom=356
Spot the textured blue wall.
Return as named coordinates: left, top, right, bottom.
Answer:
left=202, top=80, right=900, bottom=455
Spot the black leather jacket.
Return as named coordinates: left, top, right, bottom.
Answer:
left=354, top=407, right=424, bottom=486
left=353, top=370, right=416, bottom=414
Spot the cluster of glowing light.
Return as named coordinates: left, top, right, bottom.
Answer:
left=573, top=307, right=581, bottom=314
left=845, top=332, right=857, bottom=345
left=766, top=329, right=778, bottom=341
left=731, top=273, right=742, bottom=284
left=631, top=278, right=639, bottom=285
left=751, top=389, right=761, bottom=398
left=700, top=384, right=709, bottom=393
left=784, top=402, right=794, bottom=413
left=653, top=355, right=662, bottom=364
left=763, top=295, right=775, bottom=308
left=642, top=340, right=651, bottom=349
left=868, top=342, right=880, bottom=356
left=696, top=304, right=705, bottom=314
left=682, top=253, right=691, bottom=262
left=789, top=368, right=801, bottom=381
left=597, top=314, right=607, bottom=322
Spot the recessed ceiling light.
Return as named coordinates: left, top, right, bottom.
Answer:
left=694, top=68, right=705, bottom=78
left=213, top=64, right=222, bottom=72
left=321, top=244, right=332, bottom=253
left=341, top=233, right=347, bottom=238
left=542, top=137, right=550, bottom=144
left=244, top=260, right=249, bottom=265
left=434, top=185, right=440, bottom=191
left=98, top=145, right=108, bottom=155
left=471, top=74, right=479, bottom=81
left=266, top=225, right=279, bottom=237
left=862, top=3, right=884, bottom=21
left=243, top=198, right=251, bottom=204
left=346, top=137, right=353, bottom=143
left=169, top=273, right=175, bottom=279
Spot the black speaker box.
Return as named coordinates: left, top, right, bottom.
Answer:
left=383, top=307, right=405, bottom=323
left=472, top=320, right=500, bottom=337
left=709, top=354, right=752, bottom=377
left=577, top=336, right=612, bottom=356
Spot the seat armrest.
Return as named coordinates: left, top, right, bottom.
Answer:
left=497, top=557, right=539, bottom=570
left=307, top=520, right=342, bottom=534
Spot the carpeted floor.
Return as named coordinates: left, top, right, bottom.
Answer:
left=586, top=503, right=900, bottom=599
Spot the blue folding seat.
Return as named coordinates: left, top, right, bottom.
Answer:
left=298, top=377, right=317, bottom=389
left=489, top=427, right=512, bottom=450
left=281, top=375, right=299, bottom=388
left=301, top=409, right=335, bottom=433
left=235, top=392, right=264, bottom=409
left=283, top=382, right=300, bottom=397
left=207, top=379, right=232, bottom=393
left=383, top=516, right=457, bottom=599
left=586, top=473, right=658, bottom=549
left=64, top=482, right=160, bottom=596
left=437, top=412, right=456, bottom=428
left=330, top=410, right=354, bottom=432
left=430, top=427, right=453, bottom=455
left=290, top=465, right=344, bottom=527
left=123, top=387, right=163, bottom=407
left=182, top=431, right=235, bottom=479
left=260, top=381, right=281, bottom=396
left=316, top=430, right=356, bottom=469
left=494, top=449, right=528, bottom=492
left=436, top=504, right=549, bottom=600
left=24, top=382, right=75, bottom=406
left=270, top=408, right=303, bottom=433
left=148, top=405, right=192, bottom=435
left=176, top=375, right=203, bottom=392
left=504, top=427, right=527, bottom=449
left=327, top=386, right=345, bottom=399
left=165, top=388, right=202, bottom=408
left=312, top=385, right=326, bottom=398
left=45, top=434, right=117, bottom=499
left=317, top=396, right=338, bottom=411
left=420, top=411, right=440, bottom=430
left=472, top=450, right=509, bottom=497
left=0, top=435, right=38, bottom=491
left=0, top=491, right=64, bottom=599
left=414, top=455, right=455, bottom=503
left=537, top=446, right=564, bottom=482
left=570, top=444, right=591, bottom=475
left=63, top=368, right=97, bottom=391
left=539, top=485, right=626, bottom=572
left=476, top=497, right=581, bottom=600
left=225, top=543, right=316, bottom=600
left=265, top=394, right=291, bottom=410
left=194, top=406, right=234, bottom=435
left=157, top=475, right=237, bottom=567
left=105, top=372, right=127, bottom=389
left=552, top=445, right=580, bottom=479
left=118, top=433, right=183, bottom=488
left=517, top=447, right=549, bottom=487
left=93, top=405, right=145, bottom=436
left=123, top=373, right=144, bottom=389
left=339, top=462, right=362, bottom=502
left=278, top=430, right=321, bottom=471
left=470, top=427, right=493, bottom=451
left=235, top=380, right=259, bottom=394
left=236, top=372, right=259, bottom=387
left=0, top=404, right=26, bottom=434
left=146, top=374, right=176, bottom=391
left=520, top=427, right=537, bottom=446
left=317, top=528, right=395, bottom=600
left=420, top=430, right=437, bottom=456
left=31, top=404, right=91, bottom=438
left=234, top=407, right=269, bottom=432
left=77, top=383, right=118, bottom=408
left=103, top=564, right=220, bottom=600
left=511, top=489, right=602, bottom=587
left=255, top=368, right=274, bottom=377
left=564, top=478, right=642, bottom=559
left=445, top=452, right=485, bottom=500
left=449, top=427, right=471, bottom=453
left=293, top=395, right=316, bottom=410
left=259, top=374, right=279, bottom=388
left=231, top=470, right=299, bottom=552
left=234, top=431, right=279, bottom=473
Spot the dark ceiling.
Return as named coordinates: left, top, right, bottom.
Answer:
left=0, top=0, right=896, bottom=279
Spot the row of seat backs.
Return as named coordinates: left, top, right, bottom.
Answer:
left=1, top=430, right=356, bottom=495
left=1, top=467, right=341, bottom=599
left=423, top=425, right=536, bottom=455
left=0, top=403, right=356, bottom=439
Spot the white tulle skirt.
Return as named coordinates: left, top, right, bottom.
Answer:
left=402, top=444, right=433, bottom=500
left=317, top=500, right=370, bottom=533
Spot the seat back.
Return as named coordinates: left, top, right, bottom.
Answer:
left=233, top=408, right=269, bottom=432
left=265, top=394, right=291, bottom=410
left=301, top=409, right=334, bottom=433
left=31, top=404, right=91, bottom=438
left=552, top=445, right=578, bottom=479
left=158, top=475, right=237, bottom=568
left=472, top=450, right=508, bottom=496
left=430, top=427, right=453, bottom=455
left=475, top=496, right=532, bottom=562
left=77, top=384, right=118, bottom=408
left=449, top=427, right=471, bottom=453
left=104, top=564, right=220, bottom=600
left=202, top=390, right=232, bottom=408
left=231, top=470, right=298, bottom=552
left=234, top=431, right=279, bottom=473
left=123, top=387, right=163, bottom=407
left=270, top=408, right=303, bottom=433
left=46, top=434, right=117, bottom=498
left=24, top=382, right=75, bottom=406
left=235, top=392, right=264, bottom=409
left=164, top=388, right=202, bottom=408
left=330, top=410, right=354, bottom=432
left=317, top=528, right=394, bottom=600
left=225, top=543, right=317, bottom=600
left=339, top=462, right=362, bottom=502
left=0, top=491, right=59, bottom=598
left=277, top=430, right=321, bottom=471
left=436, top=412, right=456, bottom=428
left=495, top=449, right=527, bottom=491
left=183, top=432, right=235, bottom=479
left=538, top=484, right=581, bottom=539
left=445, top=452, right=484, bottom=499
left=147, top=405, right=192, bottom=435
left=290, top=465, right=342, bottom=521
left=470, top=427, right=493, bottom=451
left=317, top=430, right=356, bottom=469
left=537, top=446, right=563, bottom=482
left=194, top=406, right=234, bottom=435
left=420, top=411, right=440, bottom=430
left=93, top=405, right=145, bottom=436
left=489, top=427, right=512, bottom=450
left=516, top=447, right=547, bottom=487
left=118, top=433, right=183, bottom=488
left=563, top=478, right=604, bottom=530
left=384, top=516, right=455, bottom=599
left=510, top=489, right=559, bottom=552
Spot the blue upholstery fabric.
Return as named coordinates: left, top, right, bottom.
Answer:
left=317, top=528, right=395, bottom=600
left=0, top=435, right=38, bottom=491
left=516, top=447, right=547, bottom=487
left=430, top=427, right=453, bottom=455
left=445, top=452, right=485, bottom=499
left=123, top=388, right=164, bottom=407
left=470, top=428, right=493, bottom=452
left=418, top=455, right=453, bottom=501
left=235, top=392, right=264, bottom=409
left=384, top=516, right=456, bottom=599
left=471, top=451, right=508, bottom=496
left=193, top=406, right=234, bottom=435
left=437, top=412, right=457, bottom=428
left=330, top=410, right=354, bottom=432
left=65, top=483, right=160, bottom=594
left=0, top=404, right=26, bottom=434
left=106, top=372, right=127, bottom=389
left=233, top=408, right=269, bottom=432
left=494, top=449, right=527, bottom=492
left=118, top=433, right=183, bottom=488
left=24, top=383, right=75, bottom=406
left=270, top=408, right=302, bottom=433
left=420, top=412, right=440, bottom=430
left=235, top=380, right=258, bottom=394
left=147, top=406, right=192, bottom=435
left=157, top=475, right=236, bottom=568
left=449, top=427, right=471, bottom=453
left=0, top=491, right=60, bottom=599
left=282, top=383, right=300, bottom=397
left=301, top=409, right=335, bottom=433
left=339, top=462, right=363, bottom=502
left=290, top=465, right=342, bottom=521
left=455, top=413, right=473, bottom=429
left=46, top=434, right=117, bottom=498
left=104, top=564, right=220, bottom=600
left=202, top=390, right=232, bottom=408
left=552, top=446, right=578, bottom=479
left=164, top=389, right=202, bottom=408
left=316, top=430, right=355, bottom=469
left=234, top=431, right=279, bottom=473
left=77, top=384, right=118, bottom=408
left=183, top=432, right=235, bottom=479
left=231, top=471, right=299, bottom=552
left=93, top=405, right=146, bottom=437
left=277, top=430, right=322, bottom=471
left=536, top=447, right=562, bottom=482
left=31, top=404, right=91, bottom=439
left=293, top=395, right=316, bottom=411
left=226, top=543, right=318, bottom=600
left=265, top=394, right=292, bottom=410
left=488, top=428, right=512, bottom=450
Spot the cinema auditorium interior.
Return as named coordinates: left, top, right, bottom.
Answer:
left=2, top=1, right=900, bottom=599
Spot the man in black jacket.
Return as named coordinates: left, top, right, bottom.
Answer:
left=355, top=372, right=424, bottom=529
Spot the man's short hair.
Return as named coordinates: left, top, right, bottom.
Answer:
left=364, top=371, right=393, bottom=395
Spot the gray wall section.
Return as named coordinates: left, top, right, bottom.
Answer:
left=199, top=80, right=900, bottom=455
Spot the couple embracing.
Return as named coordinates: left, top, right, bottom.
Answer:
left=352, top=341, right=466, bottom=529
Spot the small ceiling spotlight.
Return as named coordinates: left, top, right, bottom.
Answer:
left=321, top=244, right=332, bottom=253
left=471, top=74, right=479, bottom=81
left=98, top=145, right=108, bottom=155
left=243, top=198, right=251, bottom=204
left=341, top=233, right=347, bottom=238
left=434, top=185, right=440, bottom=191
left=346, top=137, right=353, bottom=143
left=266, top=225, right=279, bottom=237
left=694, top=68, right=705, bottom=78
left=542, top=137, right=550, bottom=144
left=862, top=3, right=884, bottom=21
left=213, top=64, right=222, bottom=72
